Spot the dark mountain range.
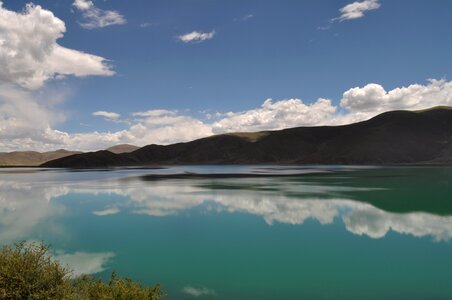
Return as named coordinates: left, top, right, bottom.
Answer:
left=42, top=107, right=452, bottom=168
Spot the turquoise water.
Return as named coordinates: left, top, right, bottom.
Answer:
left=1, top=166, right=451, bottom=299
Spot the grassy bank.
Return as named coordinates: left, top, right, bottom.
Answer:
left=0, top=242, right=164, bottom=300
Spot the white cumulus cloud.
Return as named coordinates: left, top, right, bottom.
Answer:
left=73, top=0, right=93, bottom=10
left=178, top=31, right=215, bottom=43
left=340, top=79, right=452, bottom=113
left=0, top=2, right=118, bottom=152
left=0, top=2, right=114, bottom=89
left=212, top=98, right=337, bottom=133
left=72, top=0, right=126, bottom=29
left=127, top=109, right=213, bottom=145
left=93, top=111, right=121, bottom=120
left=0, top=85, right=62, bottom=140
left=2, top=78, right=452, bottom=152
left=4, top=109, right=212, bottom=152
left=334, top=0, right=381, bottom=22
left=132, top=109, right=177, bottom=118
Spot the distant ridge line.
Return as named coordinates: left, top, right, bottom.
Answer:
left=42, top=107, right=452, bottom=168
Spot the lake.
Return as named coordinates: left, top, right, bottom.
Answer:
left=1, top=165, right=451, bottom=299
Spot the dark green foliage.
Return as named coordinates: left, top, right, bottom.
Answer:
left=0, top=242, right=72, bottom=300
left=0, top=242, right=164, bottom=300
left=72, top=273, right=164, bottom=300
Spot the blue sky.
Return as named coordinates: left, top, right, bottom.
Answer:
left=1, top=0, right=452, bottom=151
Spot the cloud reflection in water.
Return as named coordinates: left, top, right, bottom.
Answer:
left=1, top=174, right=452, bottom=244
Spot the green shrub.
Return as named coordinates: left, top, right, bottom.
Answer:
left=0, top=242, right=72, bottom=300
left=72, top=273, right=164, bottom=300
left=0, top=242, right=164, bottom=300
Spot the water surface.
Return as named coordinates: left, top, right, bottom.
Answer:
left=1, top=166, right=451, bottom=299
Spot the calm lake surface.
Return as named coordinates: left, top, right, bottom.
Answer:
left=1, top=165, right=451, bottom=299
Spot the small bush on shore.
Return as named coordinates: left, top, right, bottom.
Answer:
left=0, top=242, right=164, bottom=300
left=72, top=273, right=164, bottom=300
